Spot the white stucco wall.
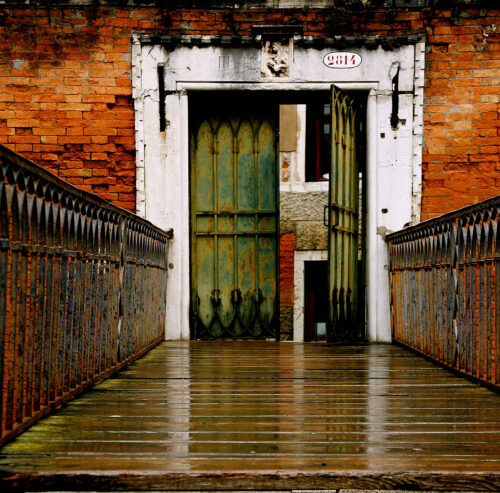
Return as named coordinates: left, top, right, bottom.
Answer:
left=132, top=36, right=425, bottom=342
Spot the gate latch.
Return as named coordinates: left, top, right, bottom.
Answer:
left=324, top=204, right=339, bottom=230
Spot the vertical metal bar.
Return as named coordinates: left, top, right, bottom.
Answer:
left=49, top=202, right=62, bottom=403
left=405, top=242, right=411, bottom=346
left=427, top=232, right=433, bottom=355
left=460, top=221, right=468, bottom=371
left=473, top=220, right=479, bottom=378
left=494, top=210, right=500, bottom=385
left=95, top=220, right=105, bottom=375
left=417, top=237, right=424, bottom=352
left=90, top=217, right=99, bottom=379
left=111, top=219, right=120, bottom=367
left=101, top=221, right=110, bottom=374
left=453, top=219, right=460, bottom=369
left=4, top=183, right=18, bottom=432
left=57, top=206, right=69, bottom=400
left=16, top=191, right=29, bottom=426
left=33, top=198, right=45, bottom=413
left=427, top=234, right=432, bottom=355
left=484, top=214, right=493, bottom=383
left=412, top=240, right=419, bottom=350
left=63, top=209, right=76, bottom=394
left=64, top=254, right=75, bottom=394
left=41, top=202, right=53, bottom=409
left=468, top=220, right=476, bottom=376
left=25, top=193, right=37, bottom=419
left=71, top=212, right=84, bottom=390
left=82, top=215, right=91, bottom=381
left=120, top=223, right=129, bottom=361
left=431, top=232, right=438, bottom=355
left=447, top=223, right=455, bottom=367
left=0, top=176, right=8, bottom=436
left=438, top=228, right=446, bottom=363
left=477, top=219, right=486, bottom=380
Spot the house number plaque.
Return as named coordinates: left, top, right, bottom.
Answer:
left=323, top=52, right=362, bottom=68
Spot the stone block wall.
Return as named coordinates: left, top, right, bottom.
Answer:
left=280, top=192, right=329, bottom=251
left=279, top=192, right=329, bottom=339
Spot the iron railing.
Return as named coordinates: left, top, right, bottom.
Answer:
left=0, top=145, right=172, bottom=446
left=387, top=196, right=499, bottom=391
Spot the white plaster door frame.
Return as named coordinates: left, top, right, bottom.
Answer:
left=132, top=35, right=425, bottom=341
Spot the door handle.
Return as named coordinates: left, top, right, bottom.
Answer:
left=323, top=205, right=328, bottom=226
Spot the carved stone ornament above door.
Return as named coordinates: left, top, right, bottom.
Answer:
left=261, top=37, right=293, bottom=78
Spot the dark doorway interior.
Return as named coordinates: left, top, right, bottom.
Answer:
left=304, top=261, right=329, bottom=341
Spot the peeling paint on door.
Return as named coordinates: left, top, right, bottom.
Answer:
left=190, top=97, right=279, bottom=339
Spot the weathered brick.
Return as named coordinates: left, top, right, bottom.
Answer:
left=60, top=168, right=92, bottom=178
left=58, top=136, right=91, bottom=144
left=90, top=136, right=109, bottom=144
left=280, top=232, right=295, bottom=307
left=7, top=135, right=40, bottom=144
left=32, top=127, right=66, bottom=136
left=84, top=177, right=116, bottom=185
left=92, top=169, right=109, bottom=177
left=91, top=152, right=108, bottom=160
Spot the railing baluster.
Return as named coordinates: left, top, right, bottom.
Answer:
left=16, top=184, right=29, bottom=427
left=484, top=213, right=492, bottom=382
left=7, top=179, right=20, bottom=431
left=494, top=208, right=500, bottom=386
left=477, top=216, right=486, bottom=380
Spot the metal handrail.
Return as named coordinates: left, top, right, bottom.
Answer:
left=0, top=144, right=172, bottom=446
left=387, top=195, right=499, bottom=391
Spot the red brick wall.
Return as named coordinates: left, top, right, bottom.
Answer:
left=0, top=7, right=138, bottom=210
left=422, top=17, right=500, bottom=220
left=280, top=233, right=296, bottom=307
left=0, top=5, right=498, bottom=217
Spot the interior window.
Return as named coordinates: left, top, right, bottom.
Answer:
left=305, top=102, right=331, bottom=182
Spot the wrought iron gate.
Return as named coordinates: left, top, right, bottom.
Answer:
left=327, top=86, right=361, bottom=342
left=190, top=97, right=279, bottom=339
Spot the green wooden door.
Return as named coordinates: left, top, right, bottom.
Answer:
left=327, top=86, right=360, bottom=342
left=190, top=99, right=278, bottom=340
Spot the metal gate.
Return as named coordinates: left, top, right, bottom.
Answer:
left=327, top=86, right=361, bottom=342
left=190, top=98, right=279, bottom=339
